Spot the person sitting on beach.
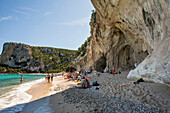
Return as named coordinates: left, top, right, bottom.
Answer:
left=62, top=71, right=64, bottom=76
left=77, top=75, right=81, bottom=82
left=73, top=73, right=77, bottom=81
left=47, top=73, right=50, bottom=83
left=20, top=75, right=23, bottom=84
left=85, top=79, right=90, bottom=88
left=76, top=77, right=91, bottom=89
left=81, top=79, right=86, bottom=88
left=63, top=73, right=68, bottom=79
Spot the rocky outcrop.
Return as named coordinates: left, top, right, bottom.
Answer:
left=0, top=43, right=33, bottom=70
left=74, top=0, right=170, bottom=85
left=0, top=42, right=76, bottom=72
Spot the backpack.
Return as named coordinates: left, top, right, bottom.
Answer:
left=92, top=81, right=99, bottom=86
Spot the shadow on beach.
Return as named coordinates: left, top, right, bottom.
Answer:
left=0, top=88, right=168, bottom=113
left=0, top=71, right=169, bottom=113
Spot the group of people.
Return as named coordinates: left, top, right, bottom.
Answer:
left=63, top=72, right=82, bottom=82
left=63, top=71, right=91, bottom=89
left=45, top=73, right=54, bottom=83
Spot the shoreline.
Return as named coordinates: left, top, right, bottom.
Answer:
left=0, top=77, right=46, bottom=111
left=1, top=71, right=169, bottom=112
left=26, top=75, right=77, bottom=102
left=21, top=76, right=79, bottom=113
left=26, top=80, right=52, bottom=102
left=22, top=71, right=170, bottom=112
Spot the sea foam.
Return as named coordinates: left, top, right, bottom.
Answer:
left=0, top=78, right=44, bottom=113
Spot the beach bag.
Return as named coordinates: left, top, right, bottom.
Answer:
left=98, top=74, right=101, bottom=76
left=92, top=81, right=99, bottom=86
left=136, top=78, right=144, bottom=83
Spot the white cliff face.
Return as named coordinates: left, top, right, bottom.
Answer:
left=74, top=0, right=170, bottom=85
left=128, top=38, right=170, bottom=85
left=127, top=0, right=170, bottom=85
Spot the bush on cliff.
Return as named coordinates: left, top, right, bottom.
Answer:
left=31, top=47, right=76, bottom=73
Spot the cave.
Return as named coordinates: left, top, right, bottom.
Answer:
left=116, top=45, right=135, bottom=71
left=116, top=45, right=149, bottom=71
left=94, top=56, right=106, bottom=72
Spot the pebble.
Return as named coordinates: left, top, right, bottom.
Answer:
left=61, top=88, right=166, bottom=113
left=59, top=71, right=169, bottom=113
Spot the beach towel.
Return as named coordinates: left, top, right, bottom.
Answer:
left=120, top=81, right=137, bottom=86
left=82, top=77, right=91, bottom=80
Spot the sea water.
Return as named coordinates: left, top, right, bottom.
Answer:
left=0, top=74, right=46, bottom=113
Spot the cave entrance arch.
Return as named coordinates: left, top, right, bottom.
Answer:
left=94, top=56, right=106, bottom=72
left=117, top=45, right=135, bottom=70
left=117, top=45, right=149, bottom=71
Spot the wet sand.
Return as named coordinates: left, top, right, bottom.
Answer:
left=21, top=76, right=79, bottom=113
left=26, top=80, right=52, bottom=102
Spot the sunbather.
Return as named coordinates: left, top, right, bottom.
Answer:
left=76, top=78, right=91, bottom=89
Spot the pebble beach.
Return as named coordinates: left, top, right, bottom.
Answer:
left=11, top=71, right=170, bottom=113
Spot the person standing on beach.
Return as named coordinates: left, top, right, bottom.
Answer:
left=51, top=73, right=54, bottom=82
left=20, top=75, right=23, bottom=84
left=112, top=67, right=115, bottom=74
left=47, top=73, right=50, bottom=83
left=134, top=63, right=137, bottom=68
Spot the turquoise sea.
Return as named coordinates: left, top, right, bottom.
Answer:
left=0, top=74, right=47, bottom=112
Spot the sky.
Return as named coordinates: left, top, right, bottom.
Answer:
left=0, top=0, right=94, bottom=53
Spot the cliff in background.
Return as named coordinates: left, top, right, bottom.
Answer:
left=0, top=42, right=76, bottom=73
left=74, top=0, right=170, bottom=85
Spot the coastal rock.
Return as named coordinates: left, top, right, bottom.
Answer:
left=0, top=42, right=76, bottom=72
left=0, top=43, right=32, bottom=68
left=74, top=0, right=170, bottom=85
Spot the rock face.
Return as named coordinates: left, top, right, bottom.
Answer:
left=0, top=43, right=33, bottom=70
left=0, top=42, right=76, bottom=72
left=74, top=0, right=170, bottom=85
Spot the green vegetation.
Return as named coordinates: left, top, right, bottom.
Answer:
left=0, top=66, right=26, bottom=73
left=31, top=46, right=77, bottom=73
left=75, top=10, right=96, bottom=58
left=76, top=36, right=92, bottom=57
left=0, top=45, right=77, bottom=73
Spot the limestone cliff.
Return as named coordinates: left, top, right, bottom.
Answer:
left=0, top=42, right=76, bottom=73
left=74, top=0, right=170, bottom=85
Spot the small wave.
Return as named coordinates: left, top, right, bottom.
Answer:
left=0, top=78, right=44, bottom=112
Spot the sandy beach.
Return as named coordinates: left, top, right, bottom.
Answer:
left=21, top=75, right=79, bottom=113
left=20, top=71, right=170, bottom=113
left=26, top=75, right=77, bottom=102
left=26, top=80, right=52, bottom=102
